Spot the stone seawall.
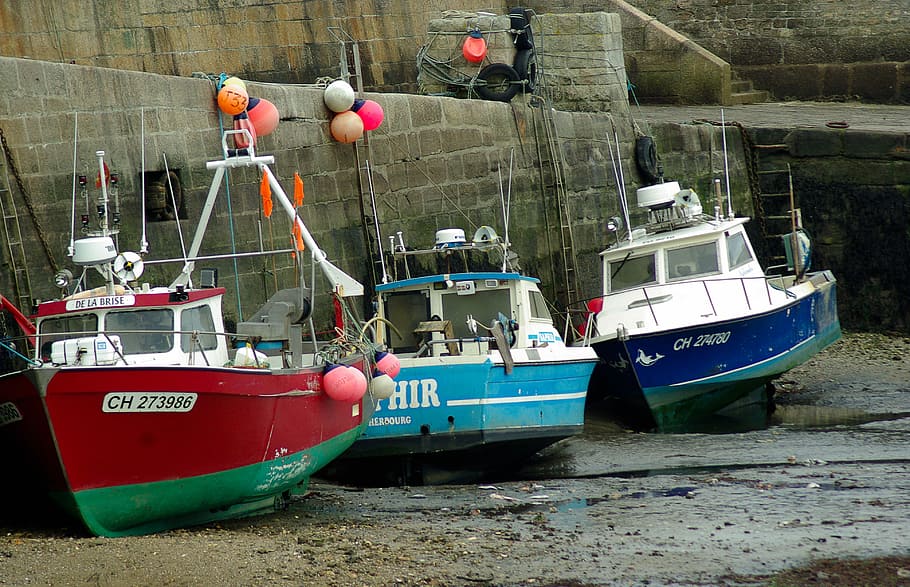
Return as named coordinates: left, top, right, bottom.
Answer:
left=1, top=57, right=906, bottom=334
left=2, top=56, right=705, bottom=331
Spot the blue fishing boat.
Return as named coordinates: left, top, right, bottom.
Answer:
left=581, top=178, right=841, bottom=431
left=327, top=226, right=598, bottom=484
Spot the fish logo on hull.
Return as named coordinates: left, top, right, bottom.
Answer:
left=635, top=348, right=665, bottom=367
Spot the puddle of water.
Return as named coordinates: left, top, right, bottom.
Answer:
left=771, top=404, right=910, bottom=428
left=549, top=486, right=700, bottom=513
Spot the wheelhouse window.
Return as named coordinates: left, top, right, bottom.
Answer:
left=38, top=314, right=98, bottom=360
left=726, top=231, right=754, bottom=270
left=180, top=305, right=218, bottom=352
left=608, top=254, right=657, bottom=292
left=384, top=291, right=429, bottom=352
left=441, top=288, right=512, bottom=337
left=528, top=289, right=552, bottom=321
left=667, top=242, right=719, bottom=280
left=106, top=309, right=174, bottom=355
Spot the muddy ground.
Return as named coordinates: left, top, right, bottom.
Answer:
left=1, top=331, right=908, bottom=586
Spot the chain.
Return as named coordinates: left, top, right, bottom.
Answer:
left=0, top=125, right=59, bottom=272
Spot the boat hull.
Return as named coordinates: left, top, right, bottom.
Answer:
left=327, top=349, right=596, bottom=483
left=0, top=362, right=371, bottom=536
left=589, top=275, right=841, bottom=431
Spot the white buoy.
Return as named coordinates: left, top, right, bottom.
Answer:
left=323, top=80, right=355, bottom=113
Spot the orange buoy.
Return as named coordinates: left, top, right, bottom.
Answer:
left=462, top=30, right=487, bottom=64
left=330, top=111, right=364, bottom=143
left=217, top=85, right=249, bottom=116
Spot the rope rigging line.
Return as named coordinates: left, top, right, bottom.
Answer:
left=0, top=125, right=59, bottom=273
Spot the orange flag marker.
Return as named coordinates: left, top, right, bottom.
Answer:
left=260, top=171, right=272, bottom=217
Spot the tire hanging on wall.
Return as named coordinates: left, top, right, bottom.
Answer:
left=475, top=63, right=521, bottom=102
left=509, top=7, right=535, bottom=50
left=635, top=135, right=661, bottom=183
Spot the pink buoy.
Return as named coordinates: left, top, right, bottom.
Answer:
left=355, top=99, right=384, bottom=131
left=323, top=364, right=367, bottom=402
left=346, top=366, right=368, bottom=401
left=330, top=111, right=364, bottom=143
left=247, top=97, right=280, bottom=137
left=375, top=351, right=400, bottom=379
left=369, top=372, right=395, bottom=400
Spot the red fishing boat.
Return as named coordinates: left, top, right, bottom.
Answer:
left=0, top=130, right=378, bottom=536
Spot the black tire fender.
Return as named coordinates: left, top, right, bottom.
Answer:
left=513, top=49, right=537, bottom=93
left=475, top=63, right=521, bottom=102
left=635, top=136, right=661, bottom=183
left=509, top=7, right=535, bottom=50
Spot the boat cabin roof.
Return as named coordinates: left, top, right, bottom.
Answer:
left=600, top=216, right=762, bottom=295
left=601, top=216, right=750, bottom=259
left=376, top=272, right=537, bottom=293
left=36, top=287, right=226, bottom=319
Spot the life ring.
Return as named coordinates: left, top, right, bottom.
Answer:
left=509, top=7, right=535, bottom=50
left=513, top=49, right=537, bottom=93
left=475, top=63, right=521, bottom=102
left=635, top=136, right=661, bottom=183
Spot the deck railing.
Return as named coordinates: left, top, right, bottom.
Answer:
left=568, top=274, right=796, bottom=345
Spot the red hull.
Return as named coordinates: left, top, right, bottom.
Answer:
left=1, top=361, right=366, bottom=493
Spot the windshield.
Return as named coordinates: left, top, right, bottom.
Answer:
left=608, top=254, right=656, bottom=292
left=38, top=314, right=98, bottom=361
left=106, top=309, right=175, bottom=355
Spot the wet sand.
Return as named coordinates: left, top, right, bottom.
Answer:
left=0, top=331, right=908, bottom=586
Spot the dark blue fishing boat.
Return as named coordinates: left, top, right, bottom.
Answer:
left=582, top=179, right=841, bottom=431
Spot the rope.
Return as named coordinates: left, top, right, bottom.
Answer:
left=0, top=339, right=40, bottom=366
left=202, top=73, right=245, bottom=320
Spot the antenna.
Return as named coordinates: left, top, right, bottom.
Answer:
left=606, top=122, right=631, bottom=243
left=139, top=108, right=149, bottom=254
left=68, top=112, right=78, bottom=258
left=497, top=149, right=514, bottom=271
left=96, top=150, right=110, bottom=233
left=162, top=153, right=189, bottom=274
left=721, top=109, right=733, bottom=218
left=365, top=160, right=389, bottom=283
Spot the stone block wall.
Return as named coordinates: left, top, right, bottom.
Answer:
left=615, top=0, right=910, bottom=103
left=0, top=0, right=499, bottom=93
left=418, top=11, right=630, bottom=114
left=0, top=56, right=672, bottom=331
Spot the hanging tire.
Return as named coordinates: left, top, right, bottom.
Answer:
left=509, top=7, right=535, bottom=50
left=513, top=49, right=538, bottom=93
left=475, top=63, right=521, bottom=102
left=635, top=135, right=661, bottom=183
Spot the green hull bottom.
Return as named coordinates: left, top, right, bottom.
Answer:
left=59, top=426, right=365, bottom=537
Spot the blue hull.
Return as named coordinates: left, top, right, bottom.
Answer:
left=333, top=357, right=594, bottom=478
left=590, top=278, right=841, bottom=431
